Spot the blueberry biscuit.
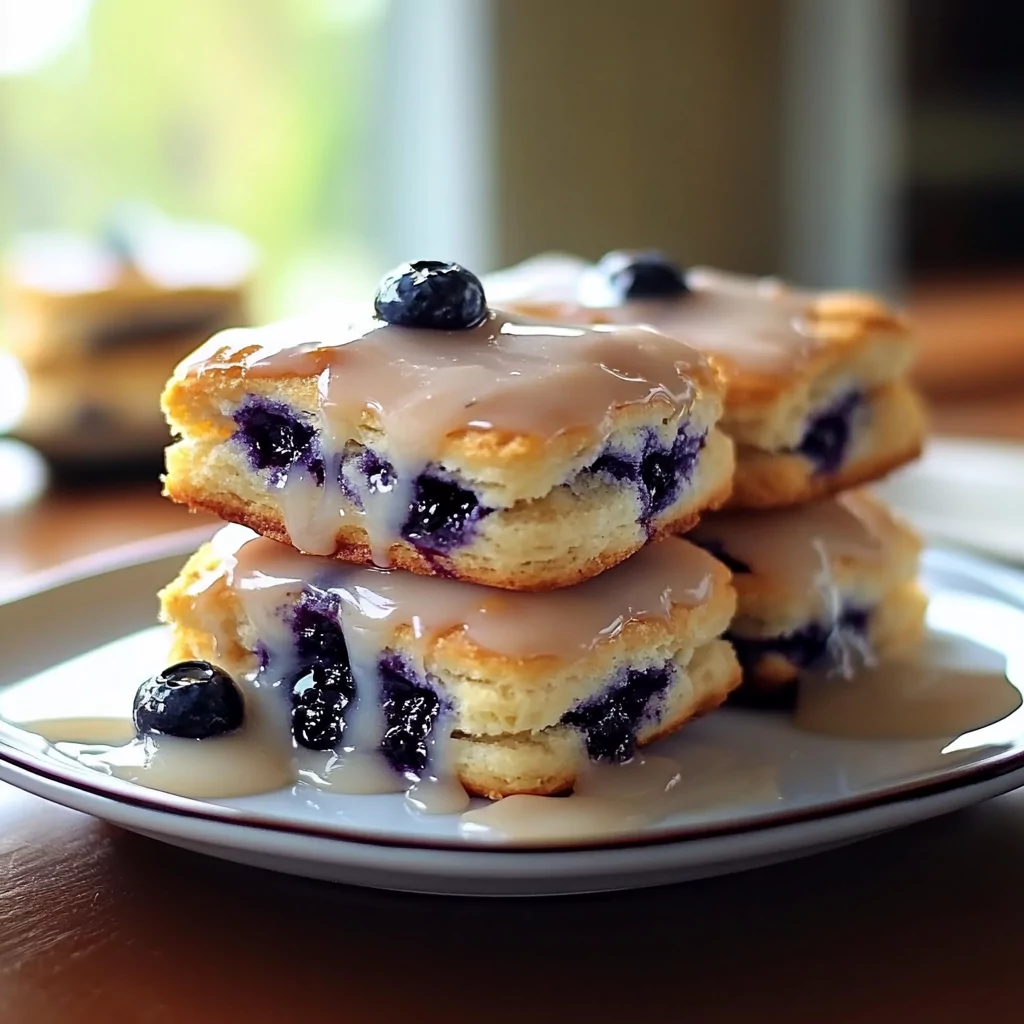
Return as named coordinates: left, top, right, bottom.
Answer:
left=2, top=210, right=254, bottom=461
left=689, top=491, right=927, bottom=695
left=159, top=525, right=740, bottom=799
left=162, top=260, right=735, bottom=590
left=487, top=253, right=926, bottom=510
left=2, top=211, right=253, bottom=369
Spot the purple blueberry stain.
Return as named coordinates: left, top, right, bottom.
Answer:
left=792, top=390, right=864, bottom=475
left=587, top=423, right=706, bottom=530
left=560, top=663, right=674, bottom=762
left=233, top=396, right=325, bottom=485
left=588, top=451, right=637, bottom=483
left=358, top=449, right=396, bottom=496
left=645, top=427, right=705, bottom=517
left=254, top=641, right=271, bottom=671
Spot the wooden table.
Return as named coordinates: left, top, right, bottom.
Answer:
left=3, top=779, right=1024, bottom=1023
left=2, top=295, right=1024, bottom=1018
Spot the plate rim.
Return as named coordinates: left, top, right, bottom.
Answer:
left=3, top=534, right=1024, bottom=855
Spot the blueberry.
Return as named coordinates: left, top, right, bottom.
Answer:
left=133, top=661, right=244, bottom=739
left=561, top=665, right=672, bottom=762
left=597, top=250, right=689, bottom=301
left=291, top=664, right=355, bottom=750
left=795, top=391, right=863, bottom=475
left=640, top=449, right=677, bottom=514
left=285, top=594, right=357, bottom=749
left=379, top=661, right=441, bottom=774
left=374, top=260, right=487, bottom=330
left=401, top=474, right=489, bottom=554
left=233, top=398, right=323, bottom=481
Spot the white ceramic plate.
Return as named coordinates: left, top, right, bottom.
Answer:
left=1, top=532, right=1023, bottom=896
left=876, top=438, right=1024, bottom=564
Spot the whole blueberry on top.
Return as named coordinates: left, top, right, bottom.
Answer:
left=374, top=260, right=487, bottom=330
left=596, top=250, right=689, bottom=302
left=133, top=660, right=245, bottom=740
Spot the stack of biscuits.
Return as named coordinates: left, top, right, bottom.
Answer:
left=489, top=252, right=929, bottom=701
left=158, top=260, right=741, bottom=799
left=156, top=253, right=928, bottom=802
left=1, top=208, right=254, bottom=467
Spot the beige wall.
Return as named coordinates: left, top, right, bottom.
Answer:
left=493, top=0, right=786, bottom=274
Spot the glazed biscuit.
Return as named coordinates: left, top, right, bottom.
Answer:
left=162, top=263, right=734, bottom=591
left=486, top=254, right=925, bottom=509
left=160, top=525, right=740, bottom=799
left=689, top=490, right=926, bottom=695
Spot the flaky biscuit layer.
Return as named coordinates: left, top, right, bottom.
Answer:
left=164, top=425, right=734, bottom=590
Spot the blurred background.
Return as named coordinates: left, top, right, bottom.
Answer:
left=0, top=0, right=1022, bottom=574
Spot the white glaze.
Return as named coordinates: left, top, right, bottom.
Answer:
left=9, top=622, right=1022, bottom=829
left=689, top=491, right=911, bottom=594
left=797, top=632, right=1020, bottom=741
left=459, top=747, right=779, bottom=842
left=485, top=255, right=904, bottom=384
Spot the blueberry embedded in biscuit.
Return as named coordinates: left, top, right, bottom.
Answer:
left=379, top=657, right=443, bottom=774
left=288, top=596, right=356, bottom=749
left=596, top=250, right=690, bottom=301
left=133, top=660, right=245, bottom=739
left=374, top=260, right=487, bottom=330
left=291, top=664, right=355, bottom=749
left=401, top=474, right=489, bottom=555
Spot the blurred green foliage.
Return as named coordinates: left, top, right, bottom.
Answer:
left=0, top=0, right=385, bottom=313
